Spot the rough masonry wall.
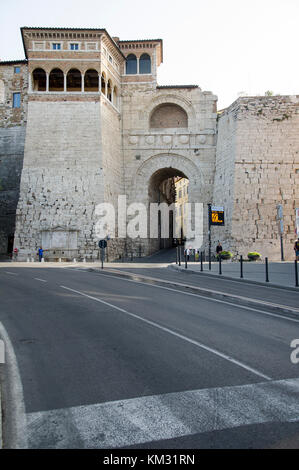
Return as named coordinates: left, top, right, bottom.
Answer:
left=14, top=99, right=105, bottom=260
left=100, top=97, right=124, bottom=260
left=212, top=109, right=237, bottom=251
left=0, top=63, right=28, bottom=255
left=121, top=84, right=217, bottom=255
left=216, top=96, right=299, bottom=260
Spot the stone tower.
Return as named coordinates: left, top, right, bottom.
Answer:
left=14, top=27, right=125, bottom=260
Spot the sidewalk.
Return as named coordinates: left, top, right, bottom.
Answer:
left=171, top=261, right=299, bottom=290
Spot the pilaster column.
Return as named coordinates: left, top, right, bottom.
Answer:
left=46, top=73, right=49, bottom=92
left=64, top=73, right=67, bottom=92
left=28, top=72, right=32, bottom=92
left=81, top=73, right=84, bottom=93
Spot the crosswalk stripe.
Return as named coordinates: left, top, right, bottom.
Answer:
left=26, top=377, right=299, bottom=449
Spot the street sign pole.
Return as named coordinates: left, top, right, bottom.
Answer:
left=99, top=239, right=108, bottom=269
left=101, top=247, right=105, bottom=269
left=208, top=203, right=211, bottom=271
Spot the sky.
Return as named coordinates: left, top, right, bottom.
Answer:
left=0, top=0, right=298, bottom=109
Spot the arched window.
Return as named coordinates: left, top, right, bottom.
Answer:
left=139, top=54, right=151, bottom=74
left=0, top=79, right=5, bottom=103
left=126, top=54, right=137, bottom=74
left=107, top=80, right=112, bottom=102
left=101, top=72, right=106, bottom=95
left=32, top=68, right=46, bottom=91
left=150, top=103, right=188, bottom=129
left=49, top=68, right=64, bottom=92
left=84, top=69, right=99, bottom=92
left=67, top=68, right=82, bottom=92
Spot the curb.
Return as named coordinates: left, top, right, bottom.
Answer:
left=0, top=323, right=28, bottom=449
left=0, top=380, right=2, bottom=449
left=169, top=264, right=299, bottom=293
left=82, top=266, right=299, bottom=318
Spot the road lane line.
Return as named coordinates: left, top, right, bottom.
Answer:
left=0, top=321, right=28, bottom=448
left=26, top=377, right=299, bottom=449
left=107, top=268, right=299, bottom=313
left=5, top=272, right=18, bottom=276
left=69, top=270, right=299, bottom=324
left=60, top=285, right=272, bottom=381
left=34, top=278, right=47, bottom=283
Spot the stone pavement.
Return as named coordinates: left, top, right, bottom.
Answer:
left=172, top=261, right=299, bottom=290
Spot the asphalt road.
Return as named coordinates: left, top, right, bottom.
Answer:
left=0, top=266, right=299, bottom=449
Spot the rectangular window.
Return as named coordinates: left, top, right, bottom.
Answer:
left=70, top=43, right=79, bottom=50
left=13, top=93, right=21, bottom=108
left=52, top=43, right=61, bottom=50
left=14, top=66, right=21, bottom=74
left=109, top=55, right=113, bottom=63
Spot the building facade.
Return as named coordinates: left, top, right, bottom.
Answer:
left=0, top=27, right=298, bottom=261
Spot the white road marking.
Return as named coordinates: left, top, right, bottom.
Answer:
left=108, top=268, right=299, bottom=314
left=70, top=269, right=299, bottom=324
left=5, top=271, right=18, bottom=276
left=0, top=321, right=28, bottom=448
left=34, top=278, right=47, bottom=283
left=60, top=285, right=272, bottom=381
left=26, top=377, right=299, bottom=449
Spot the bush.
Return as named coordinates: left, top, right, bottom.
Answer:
left=218, top=250, right=233, bottom=260
left=248, top=251, right=261, bottom=261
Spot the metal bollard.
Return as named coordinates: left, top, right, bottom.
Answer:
left=176, top=246, right=178, bottom=265
left=265, top=257, right=269, bottom=282
left=295, top=260, right=298, bottom=287
left=200, top=251, right=203, bottom=272
left=185, top=253, right=187, bottom=269
left=179, top=246, right=181, bottom=266
left=219, top=254, right=222, bottom=275
left=240, top=255, right=243, bottom=278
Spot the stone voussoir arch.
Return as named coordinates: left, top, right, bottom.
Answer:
left=132, top=153, right=202, bottom=200
left=145, top=93, right=196, bottom=129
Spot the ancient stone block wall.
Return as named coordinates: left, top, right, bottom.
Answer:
left=212, top=108, right=237, bottom=252
left=121, top=84, right=217, bottom=255
left=0, top=62, right=28, bottom=255
left=14, top=98, right=106, bottom=260
left=100, top=96, right=125, bottom=260
left=215, top=96, right=299, bottom=260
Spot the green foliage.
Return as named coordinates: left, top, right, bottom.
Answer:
left=217, top=250, right=233, bottom=259
left=248, top=252, right=261, bottom=260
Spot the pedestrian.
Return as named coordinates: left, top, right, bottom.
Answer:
left=294, top=237, right=299, bottom=261
left=186, top=247, right=190, bottom=261
left=216, top=241, right=223, bottom=258
left=12, top=247, right=18, bottom=261
left=38, top=246, right=43, bottom=262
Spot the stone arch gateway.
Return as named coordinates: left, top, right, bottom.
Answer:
left=128, top=153, right=206, bottom=255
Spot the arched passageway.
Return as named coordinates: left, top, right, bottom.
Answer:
left=148, top=167, right=189, bottom=250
